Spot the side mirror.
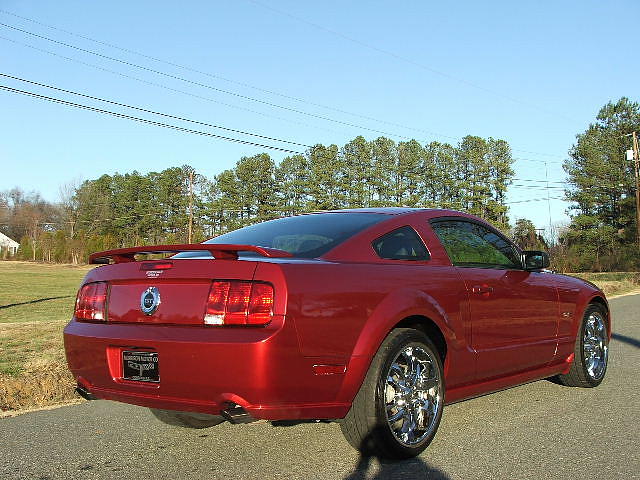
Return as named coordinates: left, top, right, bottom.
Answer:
left=523, top=250, right=550, bottom=270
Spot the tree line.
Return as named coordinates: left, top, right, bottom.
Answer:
left=2, top=134, right=514, bottom=264
left=2, top=97, right=639, bottom=272
left=559, top=97, right=640, bottom=271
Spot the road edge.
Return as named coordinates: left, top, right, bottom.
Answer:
left=0, top=399, right=84, bottom=419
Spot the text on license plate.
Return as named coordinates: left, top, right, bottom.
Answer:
left=122, top=351, right=159, bottom=383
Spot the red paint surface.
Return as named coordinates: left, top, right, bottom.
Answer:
left=64, top=208, right=609, bottom=420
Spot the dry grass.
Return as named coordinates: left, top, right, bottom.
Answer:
left=0, top=320, right=79, bottom=411
left=572, top=272, right=640, bottom=297
left=0, top=261, right=92, bottom=411
left=0, top=357, right=78, bottom=411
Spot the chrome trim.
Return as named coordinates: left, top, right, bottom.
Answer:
left=583, top=311, right=608, bottom=380
left=140, top=286, right=161, bottom=315
left=384, top=345, right=442, bottom=446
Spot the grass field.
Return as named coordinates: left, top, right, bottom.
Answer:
left=0, top=261, right=92, bottom=324
left=0, top=261, right=638, bottom=412
left=0, top=262, right=92, bottom=411
left=573, top=271, right=640, bottom=298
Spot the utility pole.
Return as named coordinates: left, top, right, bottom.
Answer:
left=544, top=161, right=552, bottom=246
left=187, top=170, right=194, bottom=244
left=632, top=132, right=640, bottom=246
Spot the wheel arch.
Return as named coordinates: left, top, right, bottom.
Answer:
left=588, top=294, right=611, bottom=336
left=394, top=315, right=447, bottom=363
left=570, top=293, right=611, bottom=341
left=335, top=288, right=455, bottom=407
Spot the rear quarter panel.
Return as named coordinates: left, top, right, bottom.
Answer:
left=276, top=211, right=476, bottom=402
left=280, top=261, right=473, bottom=389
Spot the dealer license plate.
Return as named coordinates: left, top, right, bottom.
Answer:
left=122, top=351, right=160, bottom=383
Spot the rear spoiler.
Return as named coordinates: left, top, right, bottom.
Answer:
left=88, top=244, right=293, bottom=264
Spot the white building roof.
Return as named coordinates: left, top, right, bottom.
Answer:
left=0, top=232, right=19, bottom=248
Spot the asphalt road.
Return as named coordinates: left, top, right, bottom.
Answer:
left=2, top=294, right=639, bottom=480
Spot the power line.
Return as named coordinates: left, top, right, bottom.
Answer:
left=0, top=34, right=347, bottom=138
left=511, top=183, right=566, bottom=190
left=0, top=72, right=312, bottom=149
left=0, top=84, right=304, bottom=154
left=0, top=14, right=569, bottom=159
left=0, top=30, right=577, bottom=172
left=0, top=8, right=459, bottom=142
left=0, top=75, right=584, bottom=176
left=506, top=196, right=565, bottom=205
left=246, top=0, right=578, bottom=124
left=0, top=22, right=440, bottom=142
left=513, top=157, right=565, bottom=165
left=512, top=177, right=569, bottom=185
left=0, top=76, right=587, bottom=188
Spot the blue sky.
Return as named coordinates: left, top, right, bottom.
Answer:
left=1, top=1, right=638, bottom=234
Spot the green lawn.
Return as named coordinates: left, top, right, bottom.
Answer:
left=0, top=262, right=93, bottom=409
left=0, top=261, right=93, bottom=323
left=0, top=261, right=92, bottom=377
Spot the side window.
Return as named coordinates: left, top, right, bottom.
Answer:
left=372, top=226, right=430, bottom=261
left=431, top=220, right=521, bottom=269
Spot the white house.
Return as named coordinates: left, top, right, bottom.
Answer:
left=0, top=232, right=19, bottom=256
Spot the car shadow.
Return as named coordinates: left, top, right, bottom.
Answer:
left=343, top=453, right=450, bottom=480
left=342, top=426, right=451, bottom=480
left=270, top=422, right=450, bottom=479
left=612, top=332, right=640, bottom=349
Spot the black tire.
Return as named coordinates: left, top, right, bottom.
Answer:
left=339, top=328, right=444, bottom=459
left=557, top=304, right=609, bottom=388
left=150, top=408, right=225, bottom=429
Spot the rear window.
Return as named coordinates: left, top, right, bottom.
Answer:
left=372, top=226, right=430, bottom=261
left=183, top=213, right=388, bottom=259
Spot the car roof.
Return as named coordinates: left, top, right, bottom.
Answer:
left=309, top=207, right=480, bottom=220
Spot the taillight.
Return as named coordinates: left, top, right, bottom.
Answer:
left=204, top=281, right=274, bottom=326
left=75, top=282, right=108, bottom=321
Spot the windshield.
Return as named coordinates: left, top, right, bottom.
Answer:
left=179, top=213, right=388, bottom=259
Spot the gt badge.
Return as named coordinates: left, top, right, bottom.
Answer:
left=140, top=287, right=161, bottom=315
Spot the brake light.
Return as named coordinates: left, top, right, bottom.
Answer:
left=140, top=261, right=173, bottom=271
left=75, top=282, right=108, bottom=321
left=204, top=281, right=274, bottom=326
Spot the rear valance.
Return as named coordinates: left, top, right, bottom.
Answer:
left=89, top=244, right=293, bottom=264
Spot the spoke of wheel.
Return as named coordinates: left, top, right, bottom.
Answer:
left=400, top=409, right=417, bottom=442
left=389, top=362, right=406, bottom=381
left=407, top=353, right=419, bottom=379
left=415, top=401, right=430, bottom=427
left=414, top=358, right=425, bottom=381
left=386, top=374, right=402, bottom=391
left=418, top=374, right=438, bottom=391
left=388, top=408, right=405, bottom=423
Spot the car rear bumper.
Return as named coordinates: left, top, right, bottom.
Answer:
left=63, top=316, right=350, bottom=420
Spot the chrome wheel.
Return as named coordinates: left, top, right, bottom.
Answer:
left=384, top=345, right=442, bottom=446
left=583, top=311, right=608, bottom=380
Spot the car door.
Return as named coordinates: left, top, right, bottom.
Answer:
left=430, top=218, right=558, bottom=380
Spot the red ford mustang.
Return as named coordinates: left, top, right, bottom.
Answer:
left=64, top=208, right=610, bottom=459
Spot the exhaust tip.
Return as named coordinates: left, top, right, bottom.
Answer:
left=75, top=385, right=98, bottom=401
left=220, top=404, right=256, bottom=424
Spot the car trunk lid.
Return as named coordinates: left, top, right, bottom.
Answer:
left=80, top=244, right=291, bottom=325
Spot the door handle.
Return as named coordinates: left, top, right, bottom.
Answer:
left=471, top=285, right=494, bottom=295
